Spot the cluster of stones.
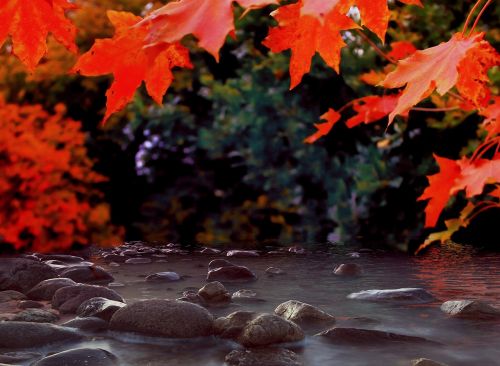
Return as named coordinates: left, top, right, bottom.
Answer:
left=1, top=244, right=499, bottom=366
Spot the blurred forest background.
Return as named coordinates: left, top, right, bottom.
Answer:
left=0, top=0, right=498, bottom=253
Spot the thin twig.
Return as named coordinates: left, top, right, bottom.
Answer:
left=469, top=0, right=493, bottom=35
left=462, top=0, right=484, bottom=36
left=411, top=106, right=459, bottom=112
left=355, top=29, right=396, bottom=65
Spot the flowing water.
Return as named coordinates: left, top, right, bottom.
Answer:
left=6, top=244, right=500, bottom=365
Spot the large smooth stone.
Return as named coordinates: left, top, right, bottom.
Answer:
left=232, top=290, right=264, bottom=303
left=238, top=314, right=304, bottom=347
left=198, top=282, right=231, bottom=304
left=208, top=259, right=235, bottom=271
left=411, top=358, right=448, bottom=366
left=145, top=272, right=181, bottom=282
left=12, top=308, right=59, bottom=323
left=125, top=258, right=152, bottom=264
left=39, top=255, right=84, bottom=263
left=59, top=266, right=114, bottom=284
left=0, top=352, right=41, bottom=364
left=62, top=317, right=109, bottom=331
left=207, top=266, right=257, bottom=283
left=0, top=322, right=82, bottom=348
left=26, top=278, right=77, bottom=301
left=317, top=327, right=434, bottom=345
left=32, top=348, right=119, bottom=366
left=214, top=311, right=257, bottom=339
left=440, top=300, right=500, bottom=319
left=226, top=250, right=259, bottom=258
left=77, top=297, right=125, bottom=321
left=225, top=348, right=303, bottom=366
left=275, top=300, right=334, bottom=324
left=347, top=288, right=434, bottom=303
left=333, top=263, right=363, bottom=276
left=110, top=299, right=214, bottom=338
left=52, top=284, right=124, bottom=314
left=0, top=258, right=57, bottom=293
left=0, top=290, right=26, bottom=302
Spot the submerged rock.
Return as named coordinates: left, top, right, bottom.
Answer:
left=12, top=308, right=59, bottom=323
left=77, top=297, right=126, bottom=321
left=39, top=254, right=84, bottom=263
left=208, top=259, right=235, bottom=270
left=145, top=272, right=181, bottom=282
left=200, top=248, right=221, bottom=254
left=125, top=257, right=153, bottom=264
left=0, top=322, right=82, bottom=348
left=52, top=284, right=124, bottom=314
left=33, top=348, right=119, bottom=366
left=440, top=300, right=500, bottom=319
left=214, top=311, right=257, bottom=339
left=0, top=352, right=41, bottom=364
left=207, top=266, right=257, bottom=283
left=238, top=314, right=304, bottom=347
left=0, top=258, right=58, bottom=293
left=227, top=250, right=260, bottom=258
left=225, top=348, right=303, bottom=366
left=333, top=263, right=363, bottom=276
left=59, top=265, right=114, bottom=284
left=0, top=290, right=26, bottom=302
left=411, top=358, right=448, bottom=366
left=26, top=278, right=77, bottom=301
left=347, top=288, right=434, bottom=303
left=18, top=300, right=44, bottom=309
left=275, top=300, right=334, bottom=324
left=317, top=327, right=434, bottom=345
left=265, top=267, right=285, bottom=276
left=232, top=289, right=264, bottom=303
left=62, top=317, right=109, bottom=331
left=198, top=282, right=231, bottom=304
left=110, top=299, right=214, bottom=338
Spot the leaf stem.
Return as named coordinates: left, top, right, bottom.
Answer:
left=462, top=0, right=484, bottom=36
left=411, top=106, right=459, bottom=112
left=468, top=0, right=492, bottom=35
left=355, top=29, right=396, bottom=65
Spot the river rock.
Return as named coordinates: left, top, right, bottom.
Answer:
left=0, top=258, right=58, bottom=293
left=288, top=245, right=306, bottom=254
left=333, top=263, right=363, bottom=276
left=0, top=290, right=26, bottom=302
left=198, top=282, right=231, bottom=304
left=317, top=327, right=434, bottom=345
left=52, top=284, right=124, bottom=314
left=265, top=267, right=285, bottom=275
left=232, top=289, right=264, bottom=303
left=214, top=311, right=257, bottom=339
left=208, top=259, right=236, bottom=270
left=18, top=300, right=44, bottom=309
left=440, top=300, right=500, bottom=319
left=200, top=248, right=221, bottom=254
left=207, top=266, right=257, bottom=283
left=77, top=297, right=126, bottom=321
left=125, top=258, right=152, bottom=264
left=347, top=288, right=434, bottom=303
left=0, top=322, right=82, bottom=348
left=275, top=300, right=335, bottom=324
left=59, top=265, right=114, bottom=284
left=32, top=348, right=119, bottom=366
left=40, top=254, right=84, bottom=263
left=0, top=352, right=41, bottom=364
left=238, top=314, right=305, bottom=347
left=225, top=348, right=303, bottom=366
left=110, top=299, right=214, bottom=338
left=26, top=278, right=77, bottom=301
left=145, top=272, right=181, bottom=282
left=411, top=358, right=448, bottom=366
left=62, top=317, right=109, bottom=331
left=102, top=254, right=127, bottom=263
left=227, top=250, right=260, bottom=258
left=12, top=308, right=59, bottom=323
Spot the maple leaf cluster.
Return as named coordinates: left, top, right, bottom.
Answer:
left=0, top=99, right=123, bottom=252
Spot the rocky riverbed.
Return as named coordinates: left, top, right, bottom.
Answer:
left=1, top=243, right=499, bottom=365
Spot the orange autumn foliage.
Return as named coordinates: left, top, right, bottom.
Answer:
left=0, top=99, right=122, bottom=252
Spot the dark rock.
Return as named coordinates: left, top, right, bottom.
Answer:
left=265, top=267, right=285, bottom=276
left=77, top=297, right=125, bottom=321
left=0, top=322, right=82, bottom=348
left=214, top=311, right=257, bottom=339
left=177, top=290, right=205, bottom=306
left=110, top=299, right=214, bottom=338
left=145, top=272, right=181, bottom=282
left=59, top=266, right=114, bottom=284
left=333, top=263, right=363, bottom=276
left=347, top=288, right=434, bottom=303
left=227, top=250, right=260, bottom=258
left=232, top=290, right=265, bottom=303
left=287, top=245, right=306, bottom=254
left=0, top=352, right=41, bottom=364
left=52, top=284, right=124, bottom=314
left=208, top=259, right=235, bottom=271
left=0, top=258, right=58, bottom=293
left=0, top=290, right=27, bottom=302
left=440, top=300, right=500, bottom=319
left=18, top=300, right=44, bottom=309
left=198, top=282, right=231, bottom=304
left=411, top=358, right=448, bottom=366
left=275, top=300, right=334, bottom=324
left=39, top=255, right=84, bottom=263
left=32, top=348, right=119, bottom=366
left=200, top=248, right=221, bottom=254
left=207, top=266, right=257, bottom=283
left=225, top=348, right=303, bottom=366
left=26, top=278, right=77, bottom=301
left=317, top=327, right=435, bottom=345
left=102, top=254, right=127, bottom=263
left=12, top=308, right=59, bottom=323
left=62, top=317, right=109, bottom=331
left=125, top=258, right=152, bottom=264
left=238, top=314, right=304, bottom=347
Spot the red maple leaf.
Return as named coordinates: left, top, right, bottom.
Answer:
left=387, top=41, right=417, bottom=61
left=418, top=155, right=462, bottom=227
left=480, top=97, right=500, bottom=139
left=263, top=1, right=358, bottom=89
left=139, top=0, right=278, bottom=61
left=453, top=155, right=500, bottom=198
left=0, top=0, right=77, bottom=70
left=73, top=11, right=192, bottom=123
left=345, top=94, right=401, bottom=128
left=304, top=108, right=341, bottom=143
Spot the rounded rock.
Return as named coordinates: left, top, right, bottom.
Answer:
left=275, top=300, right=334, bottom=324
left=225, top=348, right=303, bottom=366
left=32, top=348, right=119, bottom=366
left=238, top=314, right=304, bottom=347
left=52, top=284, right=124, bottom=314
left=59, top=266, right=114, bottom=284
left=26, top=278, right=77, bottom=301
left=12, top=308, right=59, bottom=323
left=333, top=263, right=363, bottom=276
left=0, top=322, right=83, bottom=348
left=77, top=297, right=126, bottom=321
left=0, top=258, right=58, bottom=293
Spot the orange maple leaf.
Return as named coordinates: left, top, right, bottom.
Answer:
left=304, top=109, right=341, bottom=143
left=480, top=97, right=500, bottom=139
left=387, top=41, right=417, bottom=61
left=381, top=33, right=490, bottom=124
left=418, top=155, right=462, bottom=227
left=263, top=2, right=358, bottom=89
left=346, top=94, right=400, bottom=128
left=73, top=11, right=192, bottom=123
left=139, top=0, right=278, bottom=61
left=453, top=155, right=500, bottom=198
left=0, top=0, right=77, bottom=70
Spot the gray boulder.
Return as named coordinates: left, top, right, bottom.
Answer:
left=232, top=290, right=264, bottom=303
left=198, top=282, right=231, bottom=304
left=317, top=327, right=434, bottom=345
left=58, top=266, right=114, bottom=284
left=275, top=300, right=334, bottom=324
left=77, top=297, right=125, bottom=321
left=214, top=311, right=257, bottom=339
left=207, top=266, right=257, bottom=283
left=208, top=259, right=235, bottom=270
left=0, top=322, right=82, bottom=348
left=411, top=359, right=448, bottom=366
left=347, top=288, right=434, bottom=303
left=0, top=290, right=26, bottom=302
left=0, top=258, right=57, bottom=293
left=52, top=284, right=124, bottom=314
left=110, top=299, right=214, bottom=338
left=62, top=317, right=109, bottom=331
left=440, top=300, right=500, bottom=319
left=225, top=348, right=303, bottom=366
left=333, top=263, right=363, bottom=276
left=238, top=314, right=304, bottom=347
left=26, top=278, right=77, bottom=301
left=32, top=348, right=118, bottom=366
left=145, top=272, right=181, bottom=282
left=125, top=258, right=152, bottom=264
left=18, top=300, right=44, bottom=309
left=12, top=308, right=59, bottom=323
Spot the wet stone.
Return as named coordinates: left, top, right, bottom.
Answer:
left=347, top=288, right=435, bottom=304
left=232, top=290, right=265, bottom=303
left=265, top=267, right=285, bottom=276
left=52, top=284, right=124, bottom=314
left=32, top=348, right=119, bottom=366
left=0, top=322, right=83, bottom=348
left=125, top=257, right=152, bottom=264
left=18, top=300, right=44, bottom=309
left=0, top=290, right=26, bottom=302
left=59, top=265, right=114, bottom=284
left=62, top=316, right=109, bottom=331
left=26, top=278, right=77, bottom=301
left=225, top=348, right=304, bottom=366
left=440, top=300, right=500, bottom=319
left=333, top=263, right=363, bottom=276
left=411, top=358, right=448, bottom=366
left=208, top=259, right=236, bottom=271
left=275, top=300, right=335, bottom=324
left=214, top=311, right=257, bottom=339
left=238, top=313, right=305, bottom=347
left=145, top=272, right=181, bottom=282
left=207, top=266, right=257, bottom=283
left=227, top=250, right=260, bottom=258
left=12, top=308, right=59, bottom=323
left=0, top=352, right=42, bottom=364
left=77, top=297, right=126, bottom=321
left=0, top=258, right=58, bottom=293
left=316, top=327, right=435, bottom=345
left=198, top=281, right=231, bottom=304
